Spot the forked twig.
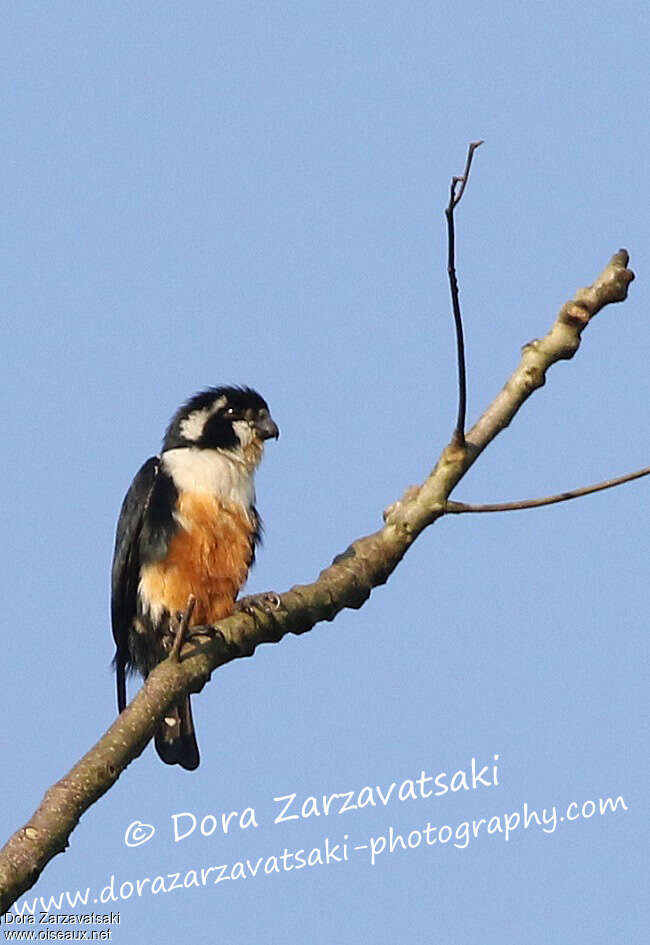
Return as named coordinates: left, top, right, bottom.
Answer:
left=446, top=140, right=483, bottom=446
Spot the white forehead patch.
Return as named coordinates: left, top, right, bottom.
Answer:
left=179, top=396, right=227, bottom=442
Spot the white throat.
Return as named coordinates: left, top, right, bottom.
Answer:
left=162, top=447, right=256, bottom=508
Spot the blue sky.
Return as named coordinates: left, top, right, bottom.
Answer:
left=1, top=2, right=648, bottom=943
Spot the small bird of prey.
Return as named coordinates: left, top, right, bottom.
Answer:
left=111, top=386, right=279, bottom=770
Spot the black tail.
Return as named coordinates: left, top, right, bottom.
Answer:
left=154, top=696, right=200, bottom=770
left=115, top=654, right=127, bottom=714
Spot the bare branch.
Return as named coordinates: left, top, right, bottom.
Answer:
left=446, top=140, right=483, bottom=446
left=446, top=465, right=650, bottom=514
left=0, top=248, right=635, bottom=914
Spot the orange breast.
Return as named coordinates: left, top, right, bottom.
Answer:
left=140, top=492, right=255, bottom=625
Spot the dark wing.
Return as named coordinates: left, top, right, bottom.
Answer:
left=111, top=456, right=159, bottom=712
left=248, top=505, right=262, bottom=568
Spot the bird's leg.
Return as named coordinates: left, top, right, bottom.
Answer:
left=170, top=595, right=196, bottom=661
left=167, top=593, right=284, bottom=655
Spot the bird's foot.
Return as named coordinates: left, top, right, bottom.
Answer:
left=234, top=591, right=282, bottom=617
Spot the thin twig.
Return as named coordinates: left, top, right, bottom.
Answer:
left=446, top=465, right=650, bottom=515
left=170, top=595, right=196, bottom=661
left=446, top=140, right=483, bottom=447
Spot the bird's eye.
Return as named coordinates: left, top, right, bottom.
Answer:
left=224, top=407, right=236, bottom=418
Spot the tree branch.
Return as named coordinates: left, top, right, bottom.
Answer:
left=0, top=249, right=635, bottom=914
left=446, top=465, right=650, bottom=514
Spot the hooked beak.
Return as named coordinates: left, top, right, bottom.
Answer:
left=254, top=415, right=280, bottom=441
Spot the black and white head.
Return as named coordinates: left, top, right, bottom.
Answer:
left=163, top=386, right=279, bottom=459
left=160, top=389, right=278, bottom=507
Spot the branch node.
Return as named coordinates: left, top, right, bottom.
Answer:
left=559, top=301, right=590, bottom=329
left=522, top=364, right=545, bottom=393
